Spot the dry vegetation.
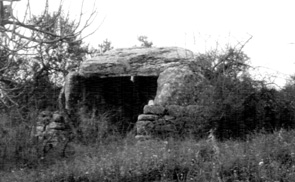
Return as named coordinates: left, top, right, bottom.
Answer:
left=1, top=1, right=295, bottom=182
left=2, top=122, right=295, bottom=182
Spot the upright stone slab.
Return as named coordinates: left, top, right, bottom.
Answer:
left=63, top=72, right=82, bottom=111
left=154, top=65, right=204, bottom=106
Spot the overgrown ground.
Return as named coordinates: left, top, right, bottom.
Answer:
left=1, top=128, right=295, bottom=182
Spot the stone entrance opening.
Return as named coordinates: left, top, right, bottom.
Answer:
left=83, top=76, right=158, bottom=131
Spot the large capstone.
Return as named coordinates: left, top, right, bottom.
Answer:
left=80, top=47, right=194, bottom=77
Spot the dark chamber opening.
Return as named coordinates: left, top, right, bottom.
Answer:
left=83, top=76, right=158, bottom=132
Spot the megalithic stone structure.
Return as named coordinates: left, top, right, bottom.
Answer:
left=59, top=47, right=206, bottom=140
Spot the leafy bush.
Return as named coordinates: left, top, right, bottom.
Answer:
left=194, top=47, right=295, bottom=140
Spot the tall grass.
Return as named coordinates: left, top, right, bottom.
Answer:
left=2, top=107, right=295, bottom=181
left=0, top=111, right=43, bottom=170
left=2, top=128, right=295, bottom=181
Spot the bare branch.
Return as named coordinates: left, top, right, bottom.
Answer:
left=0, top=0, right=100, bottom=108
left=22, top=0, right=31, bottom=22
left=75, top=11, right=102, bottom=42
left=237, top=34, right=253, bottom=53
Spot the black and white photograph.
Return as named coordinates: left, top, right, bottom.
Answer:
left=1, top=0, right=295, bottom=181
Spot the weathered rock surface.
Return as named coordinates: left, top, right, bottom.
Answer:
left=134, top=104, right=206, bottom=138
left=138, top=114, right=158, bottom=121
left=143, top=105, right=165, bottom=115
left=32, top=111, right=67, bottom=150
left=185, top=105, right=201, bottom=117
left=166, top=105, right=186, bottom=117
left=79, top=47, right=194, bottom=77
left=136, top=120, right=154, bottom=135
left=62, top=72, right=82, bottom=111
left=154, top=65, right=204, bottom=106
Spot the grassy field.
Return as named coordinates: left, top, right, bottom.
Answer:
left=1, top=128, right=295, bottom=182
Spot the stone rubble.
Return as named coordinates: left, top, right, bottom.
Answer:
left=32, top=111, right=67, bottom=150
left=135, top=103, right=203, bottom=140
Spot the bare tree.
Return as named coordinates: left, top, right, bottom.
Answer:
left=0, top=0, right=98, bottom=109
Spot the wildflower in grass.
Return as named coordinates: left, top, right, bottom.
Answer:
left=207, top=129, right=222, bottom=181
left=208, top=129, right=220, bottom=157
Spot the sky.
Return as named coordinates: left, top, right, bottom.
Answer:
left=13, top=0, right=295, bottom=87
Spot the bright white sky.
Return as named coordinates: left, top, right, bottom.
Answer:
left=13, top=0, right=295, bottom=87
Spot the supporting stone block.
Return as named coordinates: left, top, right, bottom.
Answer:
left=138, top=114, right=158, bottom=121
left=185, top=105, right=201, bottom=117
left=136, top=120, right=153, bottom=135
left=154, top=124, right=176, bottom=133
left=164, top=115, right=176, bottom=121
left=143, top=105, right=165, bottom=115
left=166, top=105, right=185, bottom=117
